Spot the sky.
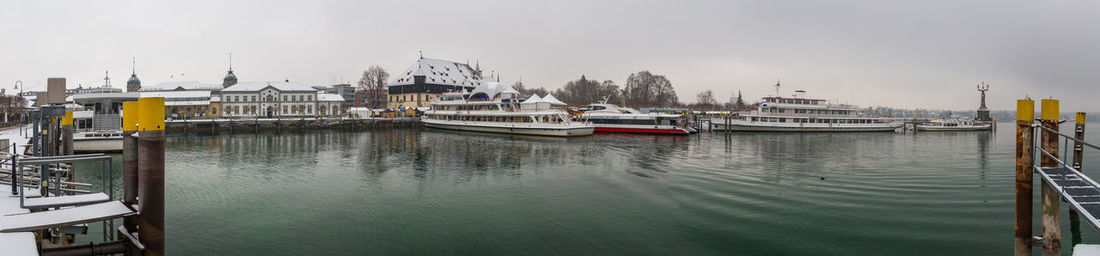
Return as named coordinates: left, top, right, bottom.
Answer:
left=1, top=0, right=1098, bottom=111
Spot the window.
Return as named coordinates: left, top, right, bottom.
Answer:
left=251, top=96, right=256, bottom=102
left=283, top=95, right=287, bottom=102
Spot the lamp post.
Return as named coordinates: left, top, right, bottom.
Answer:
left=13, top=80, right=22, bottom=137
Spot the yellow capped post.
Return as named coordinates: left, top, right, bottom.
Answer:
left=62, top=111, right=73, bottom=126
left=123, top=101, right=140, bottom=131
left=1078, top=112, right=1086, bottom=125
left=138, top=97, right=165, bottom=131
left=1017, top=99, right=1034, bottom=122
left=1041, top=99, right=1059, bottom=121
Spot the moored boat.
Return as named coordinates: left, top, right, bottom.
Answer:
left=715, top=85, right=903, bottom=132
left=579, top=103, right=690, bottom=135
left=70, top=92, right=140, bottom=152
left=916, top=119, right=991, bottom=131
left=421, top=82, right=594, bottom=137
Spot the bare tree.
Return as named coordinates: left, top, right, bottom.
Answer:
left=551, top=75, right=621, bottom=106
left=623, top=71, right=678, bottom=107
left=696, top=90, right=717, bottom=110
left=511, top=81, right=549, bottom=98
left=357, top=65, right=389, bottom=108
left=0, top=95, right=27, bottom=125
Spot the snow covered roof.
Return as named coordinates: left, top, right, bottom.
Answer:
left=542, top=94, right=567, bottom=105
left=222, top=81, right=316, bottom=92
left=523, top=94, right=542, bottom=103
left=140, top=90, right=210, bottom=99
left=140, top=81, right=222, bottom=92
left=318, top=93, right=344, bottom=102
left=140, top=90, right=211, bottom=106
left=390, top=58, right=482, bottom=87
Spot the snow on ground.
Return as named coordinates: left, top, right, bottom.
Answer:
left=0, top=125, right=31, bottom=155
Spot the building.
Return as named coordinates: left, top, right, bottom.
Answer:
left=319, top=83, right=357, bottom=110
left=219, top=81, right=323, bottom=117
left=140, top=90, right=212, bottom=118
left=387, top=57, right=483, bottom=109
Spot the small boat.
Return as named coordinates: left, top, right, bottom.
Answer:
left=421, top=82, right=594, bottom=137
left=916, top=119, right=991, bottom=131
left=579, top=103, right=691, bottom=135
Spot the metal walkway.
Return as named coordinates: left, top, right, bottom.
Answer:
left=1037, top=166, right=1100, bottom=229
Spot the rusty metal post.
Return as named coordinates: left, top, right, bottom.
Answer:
left=1074, top=112, right=1086, bottom=170
left=137, top=97, right=166, bottom=256
left=120, top=101, right=140, bottom=255
left=1040, top=99, right=1060, bottom=256
left=1015, top=98, right=1035, bottom=256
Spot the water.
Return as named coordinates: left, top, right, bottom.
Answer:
left=74, top=123, right=1100, bottom=255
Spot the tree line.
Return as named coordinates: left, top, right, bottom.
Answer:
left=357, top=65, right=754, bottom=110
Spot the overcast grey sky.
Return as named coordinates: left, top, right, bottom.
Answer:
left=2, top=0, right=1097, bottom=111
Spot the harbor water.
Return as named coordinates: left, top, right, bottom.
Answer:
left=76, top=122, right=1100, bottom=255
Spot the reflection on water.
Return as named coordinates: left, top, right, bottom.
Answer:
left=89, top=124, right=1100, bottom=255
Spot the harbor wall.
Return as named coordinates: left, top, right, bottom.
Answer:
left=164, top=117, right=422, bottom=131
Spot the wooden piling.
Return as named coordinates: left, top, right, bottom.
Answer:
left=1015, top=98, right=1035, bottom=256
left=1040, top=98, right=1060, bottom=256
left=120, top=101, right=140, bottom=251
left=137, top=97, right=166, bottom=256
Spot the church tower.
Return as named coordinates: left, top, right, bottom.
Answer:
left=127, top=58, right=141, bottom=92
left=223, top=53, right=238, bottom=88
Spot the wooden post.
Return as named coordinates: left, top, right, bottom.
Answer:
left=1040, top=98, right=1060, bottom=256
left=120, top=101, right=140, bottom=256
left=1015, top=99, right=1035, bottom=256
left=137, top=98, right=166, bottom=256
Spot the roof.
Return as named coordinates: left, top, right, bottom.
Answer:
left=318, top=93, right=345, bottom=102
left=390, top=58, right=482, bottom=87
left=469, top=82, right=519, bottom=100
left=71, top=93, right=141, bottom=104
left=140, top=81, right=222, bottom=92
left=222, top=81, right=316, bottom=92
left=542, top=94, right=567, bottom=105
left=139, top=90, right=211, bottom=99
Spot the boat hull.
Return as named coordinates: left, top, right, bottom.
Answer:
left=713, top=122, right=903, bottom=132
left=593, top=126, right=690, bottom=135
left=916, top=125, right=991, bottom=131
left=73, top=137, right=123, bottom=152
left=422, top=120, right=594, bottom=137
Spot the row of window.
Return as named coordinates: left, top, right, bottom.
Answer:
left=587, top=118, right=678, bottom=126
left=766, top=98, right=822, bottom=105
left=426, top=114, right=566, bottom=123
left=750, top=117, right=888, bottom=124
left=391, top=94, right=430, bottom=102
left=224, top=94, right=314, bottom=102
left=764, top=108, right=852, bottom=115
left=434, top=104, right=507, bottom=111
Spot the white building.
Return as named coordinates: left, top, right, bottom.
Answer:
left=219, top=81, right=337, bottom=117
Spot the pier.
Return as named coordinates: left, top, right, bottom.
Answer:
left=1014, top=98, right=1098, bottom=256
left=164, top=117, right=421, bottom=131
left=0, top=98, right=167, bottom=255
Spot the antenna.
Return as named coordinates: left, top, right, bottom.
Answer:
left=132, top=57, right=136, bottom=75
left=228, top=52, right=233, bottom=71
left=774, top=79, right=781, bottom=97
left=103, top=71, right=111, bottom=88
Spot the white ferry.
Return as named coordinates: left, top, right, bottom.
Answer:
left=916, top=119, right=992, bottom=131
left=579, top=103, right=691, bottom=135
left=421, top=82, right=595, bottom=137
left=714, top=89, right=903, bottom=132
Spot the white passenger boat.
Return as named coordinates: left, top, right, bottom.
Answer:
left=916, top=119, right=991, bottom=131
left=422, top=82, right=594, bottom=137
left=714, top=88, right=903, bottom=132
left=579, top=103, right=691, bottom=135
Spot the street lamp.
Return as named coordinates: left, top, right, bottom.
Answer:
left=14, top=80, right=23, bottom=136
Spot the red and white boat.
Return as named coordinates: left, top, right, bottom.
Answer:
left=579, top=103, right=691, bottom=135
